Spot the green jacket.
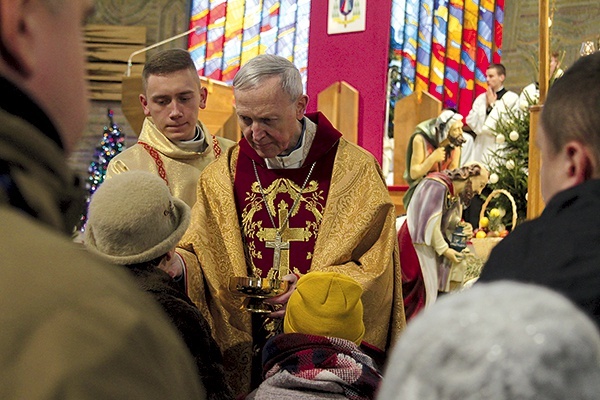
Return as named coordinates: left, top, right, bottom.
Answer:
left=0, top=79, right=205, bottom=399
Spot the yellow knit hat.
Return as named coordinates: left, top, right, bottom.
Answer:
left=283, top=271, right=365, bottom=345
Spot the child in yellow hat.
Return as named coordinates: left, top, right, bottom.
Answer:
left=246, top=271, right=382, bottom=399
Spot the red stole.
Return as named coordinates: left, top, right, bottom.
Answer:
left=234, top=113, right=342, bottom=278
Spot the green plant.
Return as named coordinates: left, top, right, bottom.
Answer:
left=485, top=100, right=532, bottom=228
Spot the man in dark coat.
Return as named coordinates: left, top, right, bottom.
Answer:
left=478, top=52, right=600, bottom=328
left=0, top=0, right=204, bottom=398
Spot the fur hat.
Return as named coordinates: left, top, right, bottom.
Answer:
left=284, top=271, right=365, bottom=345
left=377, top=282, right=600, bottom=400
left=84, top=171, right=190, bottom=265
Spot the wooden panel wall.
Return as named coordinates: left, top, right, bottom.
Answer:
left=85, top=25, right=147, bottom=101
left=393, top=91, right=441, bottom=186
left=317, top=81, right=359, bottom=145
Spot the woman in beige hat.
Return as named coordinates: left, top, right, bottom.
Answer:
left=84, top=170, right=232, bottom=400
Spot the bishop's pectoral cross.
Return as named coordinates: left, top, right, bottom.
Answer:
left=265, top=232, right=288, bottom=277
left=259, top=201, right=311, bottom=278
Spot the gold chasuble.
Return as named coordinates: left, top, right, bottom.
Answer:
left=106, top=117, right=234, bottom=207
left=178, top=113, right=405, bottom=396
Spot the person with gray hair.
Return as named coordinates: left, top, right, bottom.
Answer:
left=478, top=52, right=600, bottom=328
left=233, top=53, right=305, bottom=103
left=107, top=48, right=235, bottom=208
left=377, top=281, right=600, bottom=400
left=0, top=0, right=204, bottom=398
left=171, top=53, right=405, bottom=396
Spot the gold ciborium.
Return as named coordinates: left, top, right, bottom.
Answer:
left=228, top=275, right=289, bottom=313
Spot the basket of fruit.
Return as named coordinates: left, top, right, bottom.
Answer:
left=470, top=189, right=517, bottom=261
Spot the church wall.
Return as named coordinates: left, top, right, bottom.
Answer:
left=305, top=1, right=393, bottom=164
left=502, top=1, right=600, bottom=92
left=69, top=0, right=600, bottom=180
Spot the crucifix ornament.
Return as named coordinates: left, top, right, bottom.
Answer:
left=259, top=201, right=311, bottom=277
left=265, top=232, right=288, bottom=275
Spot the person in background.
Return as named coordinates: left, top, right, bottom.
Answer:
left=173, top=54, right=404, bottom=396
left=106, top=48, right=235, bottom=208
left=478, top=51, right=600, bottom=329
left=403, top=109, right=468, bottom=208
left=85, top=171, right=233, bottom=400
left=463, top=63, right=518, bottom=226
left=465, top=63, right=519, bottom=166
left=518, top=51, right=564, bottom=110
left=247, top=272, right=382, bottom=400
left=377, top=281, right=600, bottom=400
left=0, top=0, right=204, bottom=398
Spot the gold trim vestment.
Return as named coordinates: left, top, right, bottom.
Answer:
left=178, top=117, right=405, bottom=395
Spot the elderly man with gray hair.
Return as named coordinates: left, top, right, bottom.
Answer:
left=172, top=54, right=405, bottom=396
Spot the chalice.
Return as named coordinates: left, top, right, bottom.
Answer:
left=229, top=271, right=289, bottom=313
left=231, top=225, right=294, bottom=312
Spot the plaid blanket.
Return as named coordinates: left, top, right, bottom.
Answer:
left=249, top=333, right=381, bottom=399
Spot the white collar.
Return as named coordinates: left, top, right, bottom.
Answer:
left=265, top=120, right=307, bottom=169
left=177, top=125, right=207, bottom=153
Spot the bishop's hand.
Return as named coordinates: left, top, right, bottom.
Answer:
left=263, top=273, right=298, bottom=319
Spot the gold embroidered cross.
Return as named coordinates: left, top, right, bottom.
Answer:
left=258, top=201, right=311, bottom=277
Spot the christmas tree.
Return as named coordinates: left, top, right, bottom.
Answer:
left=77, top=109, right=126, bottom=231
left=485, top=51, right=566, bottom=229
left=484, top=101, right=532, bottom=228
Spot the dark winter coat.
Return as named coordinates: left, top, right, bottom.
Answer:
left=0, top=75, right=204, bottom=399
left=479, top=179, right=600, bottom=328
left=129, top=264, right=234, bottom=400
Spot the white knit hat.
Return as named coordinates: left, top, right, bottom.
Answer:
left=84, top=171, right=190, bottom=265
left=377, top=282, right=600, bottom=400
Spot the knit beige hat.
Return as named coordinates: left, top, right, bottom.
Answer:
left=284, top=271, right=365, bottom=345
left=84, top=171, right=190, bottom=265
